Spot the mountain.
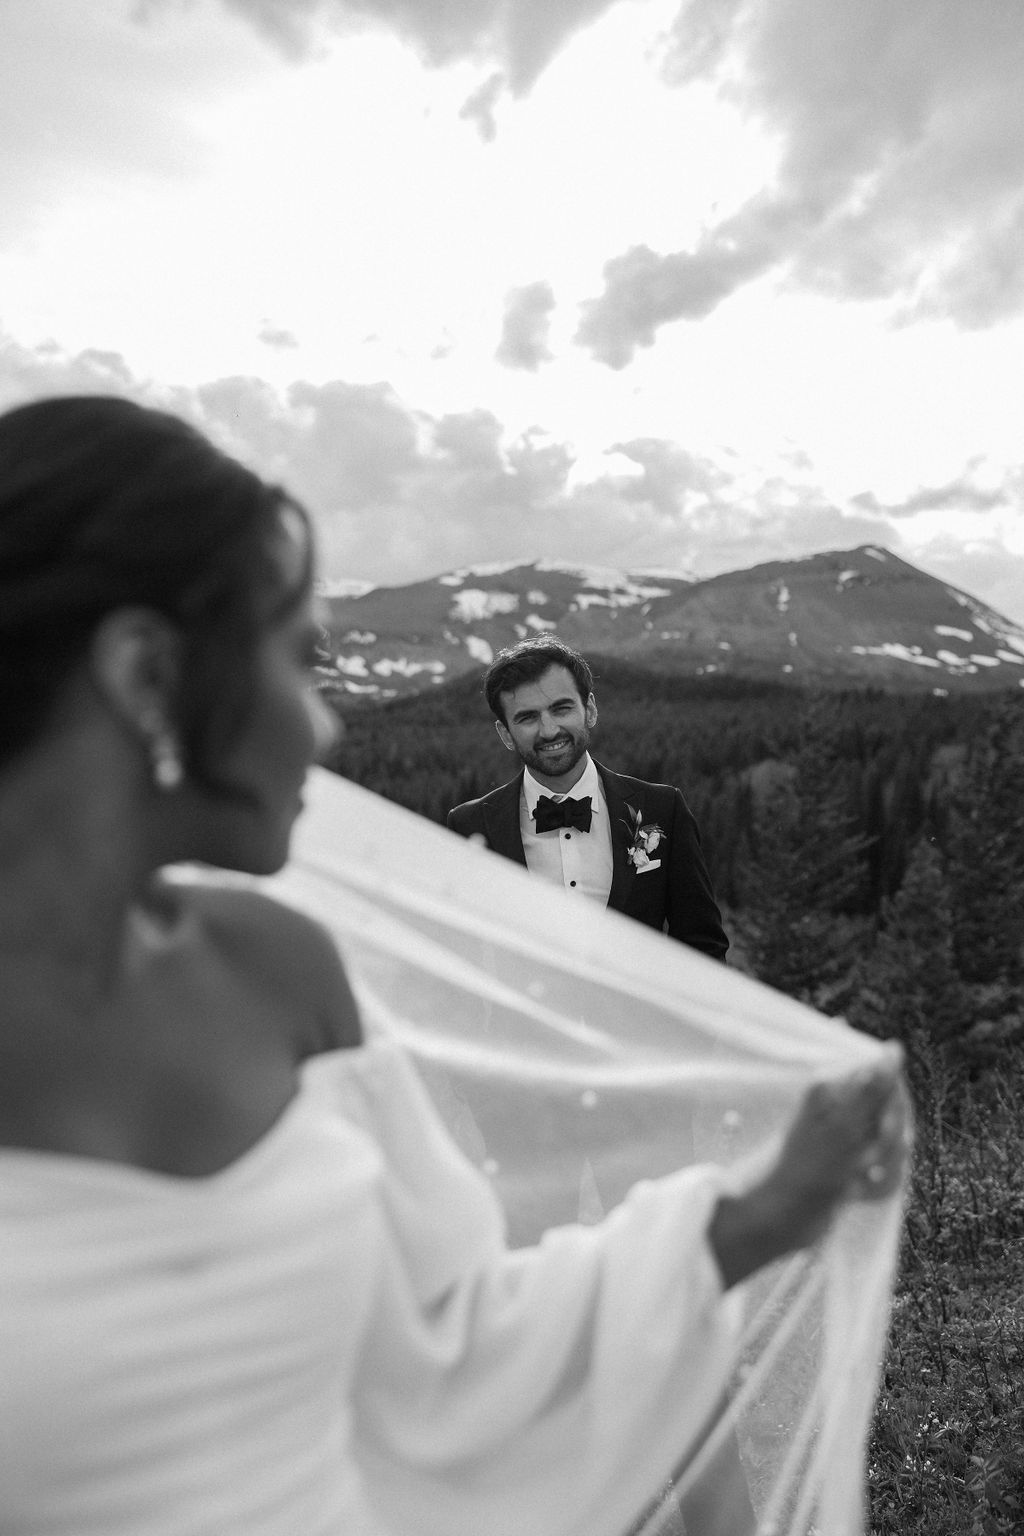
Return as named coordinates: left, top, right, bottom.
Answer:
left=318, top=547, right=1024, bottom=703
left=320, top=558, right=695, bottom=699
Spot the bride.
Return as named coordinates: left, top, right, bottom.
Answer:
left=0, top=395, right=906, bottom=1535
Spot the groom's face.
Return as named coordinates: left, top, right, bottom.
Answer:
left=495, top=664, right=598, bottom=789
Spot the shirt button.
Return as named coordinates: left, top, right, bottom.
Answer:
left=569, top=880, right=577, bottom=887
left=564, top=831, right=571, bottom=840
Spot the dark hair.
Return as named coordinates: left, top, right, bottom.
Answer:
left=0, top=394, right=312, bottom=779
left=483, top=637, right=594, bottom=722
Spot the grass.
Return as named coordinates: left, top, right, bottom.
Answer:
left=867, top=1069, right=1024, bottom=1534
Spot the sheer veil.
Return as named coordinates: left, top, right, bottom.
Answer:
left=272, top=767, right=906, bottom=1536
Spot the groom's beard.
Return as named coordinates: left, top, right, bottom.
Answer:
left=517, top=725, right=590, bottom=782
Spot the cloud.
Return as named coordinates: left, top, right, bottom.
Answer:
left=205, top=0, right=619, bottom=92
left=578, top=0, right=1024, bottom=363
left=459, top=71, right=505, bottom=141
left=0, top=334, right=143, bottom=410
left=851, top=473, right=1010, bottom=520
left=906, top=533, right=1024, bottom=628
left=575, top=204, right=789, bottom=367
left=3, top=331, right=1022, bottom=620
left=584, top=442, right=905, bottom=578
left=281, top=378, right=424, bottom=510
left=258, top=321, right=299, bottom=349
left=603, top=438, right=731, bottom=516
left=495, top=281, right=556, bottom=370
left=0, top=0, right=271, bottom=240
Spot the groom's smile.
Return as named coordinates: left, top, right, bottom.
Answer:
left=494, top=663, right=599, bottom=792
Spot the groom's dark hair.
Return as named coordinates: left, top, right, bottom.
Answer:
left=484, top=638, right=594, bottom=723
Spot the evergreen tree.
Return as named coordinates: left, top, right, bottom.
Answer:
left=945, top=695, right=1024, bottom=991
left=849, top=840, right=966, bottom=1045
left=741, top=698, right=874, bottom=1009
left=847, top=837, right=973, bottom=1149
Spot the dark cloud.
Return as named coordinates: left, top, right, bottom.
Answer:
left=578, top=0, right=1024, bottom=364
left=495, top=281, right=556, bottom=370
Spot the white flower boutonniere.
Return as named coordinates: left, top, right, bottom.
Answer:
left=621, top=803, right=666, bottom=870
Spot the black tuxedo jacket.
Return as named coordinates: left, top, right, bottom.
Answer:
left=447, top=761, right=728, bottom=960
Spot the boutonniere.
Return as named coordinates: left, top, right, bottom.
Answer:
left=620, top=803, right=666, bottom=869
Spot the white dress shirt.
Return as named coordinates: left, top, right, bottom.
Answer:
left=520, top=754, right=614, bottom=904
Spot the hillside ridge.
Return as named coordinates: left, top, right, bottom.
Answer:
left=318, top=545, right=1024, bottom=702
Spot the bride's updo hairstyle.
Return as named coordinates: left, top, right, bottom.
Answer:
left=0, top=394, right=313, bottom=783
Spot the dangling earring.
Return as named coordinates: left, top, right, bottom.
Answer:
left=142, top=711, right=183, bottom=792
left=151, top=732, right=184, bottom=791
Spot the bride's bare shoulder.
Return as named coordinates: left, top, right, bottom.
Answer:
left=158, top=874, right=362, bottom=1054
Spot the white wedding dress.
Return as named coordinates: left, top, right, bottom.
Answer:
left=0, top=1037, right=736, bottom=1536
left=0, top=769, right=905, bottom=1534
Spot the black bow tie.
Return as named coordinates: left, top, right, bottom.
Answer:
left=534, top=794, right=593, bottom=834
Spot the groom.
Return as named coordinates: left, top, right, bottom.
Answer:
left=447, top=637, right=728, bottom=960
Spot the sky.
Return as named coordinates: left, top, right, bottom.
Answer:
left=3, top=0, right=1024, bottom=621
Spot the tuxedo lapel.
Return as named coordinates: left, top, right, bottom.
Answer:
left=483, top=774, right=528, bottom=866
left=597, top=764, right=637, bottom=912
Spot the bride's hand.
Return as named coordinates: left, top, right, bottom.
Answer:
left=709, top=1045, right=910, bottom=1290
left=774, top=1045, right=910, bottom=1209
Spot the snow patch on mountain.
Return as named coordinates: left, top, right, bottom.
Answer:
left=438, top=560, right=530, bottom=586
left=319, top=578, right=376, bottom=598
left=571, top=591, right=619, bottom=611
left=567, top=582, right=677, bottom=612
left=851, top=643, right=940, bottom=668
left=340, top=679, right=393, bottom=697
left=465, top=636, right=493, bottom=665
left=372, top=658, right=447, bottom=678
left=949, top=594, right=1024, bottom=654
left=449, top=590, right=520, bottom=623
left=321, top=547, right=1021, bottom=702
left=432, top=559, right=688, bottom=608
left=534, top=560, right=679, bottom=597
